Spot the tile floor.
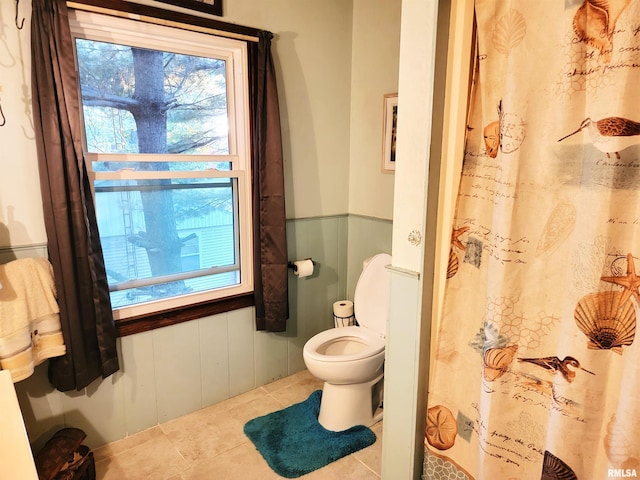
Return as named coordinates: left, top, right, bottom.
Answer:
left=93, top=370, right=383, bottom=479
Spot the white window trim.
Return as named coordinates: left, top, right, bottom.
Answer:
left=70, top=9, right=254, bottom=320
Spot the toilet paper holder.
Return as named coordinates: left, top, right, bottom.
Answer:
left=287, top=258, right=315, bottom=273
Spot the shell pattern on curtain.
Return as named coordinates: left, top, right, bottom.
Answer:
left=425, top=1, right=640, bottom=479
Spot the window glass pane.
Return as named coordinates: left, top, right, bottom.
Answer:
left=91, top=160, right=232, bottom=172
left=71, top=12, right=252, bottom=319
left=75, top=38, right=229, bottom=155
left=95, top=178, right=239, bottom=309
left=111, top=271, right=240, bottom=309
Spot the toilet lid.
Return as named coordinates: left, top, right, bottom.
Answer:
left=354, top=253, right=391, bottom=337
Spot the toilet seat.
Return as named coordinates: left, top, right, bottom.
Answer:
left=353, top=253, right=391, bottom=338
left=303, top=325, right=385, bottom=363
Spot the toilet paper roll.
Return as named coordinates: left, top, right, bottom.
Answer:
left=333, top=300, right=354, bottom=318
left=294, top=259, right=314, bottom=278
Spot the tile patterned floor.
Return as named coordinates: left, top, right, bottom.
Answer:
left=93, top=370, right=382, bottom=479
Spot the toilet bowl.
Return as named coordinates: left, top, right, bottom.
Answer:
left=303, top=253, right=391, bottom=431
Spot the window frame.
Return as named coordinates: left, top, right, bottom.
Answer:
left=68, top=6, right=256, bottom=333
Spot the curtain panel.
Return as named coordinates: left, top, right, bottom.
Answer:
left=31, top=0, right=119, bottom=391
left=425, top=1, right=640, bottom=478
left=249, top=32, right=289, bottom=332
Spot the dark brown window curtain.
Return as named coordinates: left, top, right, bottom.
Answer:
left=249, top=32, right=289, bottom=332
left=31, top=0, right=119, bottom=391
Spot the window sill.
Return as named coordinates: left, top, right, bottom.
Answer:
left=115, top=292, right=255, bottom=336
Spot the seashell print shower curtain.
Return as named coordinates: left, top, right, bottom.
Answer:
left=424, top=1, right=640, bottom=479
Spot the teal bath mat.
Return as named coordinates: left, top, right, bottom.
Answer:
left=243, top=390, right=376, bottom=478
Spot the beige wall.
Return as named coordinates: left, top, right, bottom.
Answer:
left=0, top=0, right=397, bottom=238
left=222, top=0, right=355, bottom=219
left=227, top=0, right=400, bottom=221
left=0, top=0, right=46, bottom=248
left=348, top=0, right=400, bottom=221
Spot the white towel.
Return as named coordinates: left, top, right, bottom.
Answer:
left=0, top=258, right=66, bottom=382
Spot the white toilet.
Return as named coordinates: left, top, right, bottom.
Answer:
left=303, top=253, right=391, bottom=431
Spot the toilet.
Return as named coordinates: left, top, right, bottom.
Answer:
left=303, top=253, right=391, bottom=431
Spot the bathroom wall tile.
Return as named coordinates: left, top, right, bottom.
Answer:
left=198, top=313, right=230, bottom=407
left=120, top=332, right=158, bottom=436
left=227, top=307, right=256, bottom=396
left=152, top=321, right=202, bottom=423
left=61, top=373, right=127, bottom=448
left=254, top=330, right=288, bottom=385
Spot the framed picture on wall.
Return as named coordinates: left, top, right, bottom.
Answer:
left=382, top=93, right=398, bottom=173
left=154, top=0, right=223, bottom=16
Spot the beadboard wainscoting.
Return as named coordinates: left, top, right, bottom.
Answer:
left=10, top=214, right=391, bottom=451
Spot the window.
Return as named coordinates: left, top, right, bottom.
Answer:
left=69, top=10, right=253, bottom=320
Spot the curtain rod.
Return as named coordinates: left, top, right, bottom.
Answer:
left=66, top=1, right=260, bottom=43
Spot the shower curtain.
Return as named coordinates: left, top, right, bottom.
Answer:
left=424, top=1, right=640, bottom=479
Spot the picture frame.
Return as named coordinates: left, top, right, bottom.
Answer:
left=154, top=0, right=223, bottom=16
left=382, top=93, right=398, bottom=173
